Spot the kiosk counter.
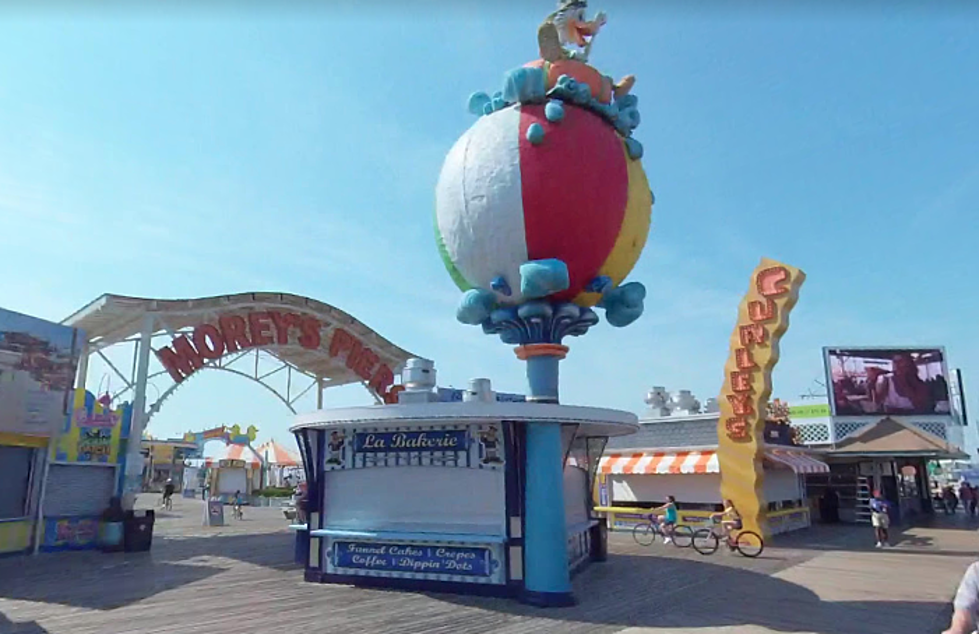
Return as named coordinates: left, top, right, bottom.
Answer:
left=291, top=399, right=636, bottom=602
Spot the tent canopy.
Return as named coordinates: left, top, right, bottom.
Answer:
left=256, top=439, right=301, bottom=467
left=204, top=443, right=262, bottom=469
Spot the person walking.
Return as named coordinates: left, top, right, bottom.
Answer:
left=869, top=491, right=891, bottom=548
left=970, top=484, right=978, bottom=518
left=945, top=485, right=959, bottom=515
left=961, top=483, right=974, bottom=518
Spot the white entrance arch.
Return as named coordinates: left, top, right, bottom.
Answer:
left=62, top=292, right=419, bottom=506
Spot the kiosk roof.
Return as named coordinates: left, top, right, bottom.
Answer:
left=292, top=401, right=639, bottom=438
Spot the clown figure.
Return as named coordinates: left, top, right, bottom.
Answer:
left=538, top=0, right=635, bottom=98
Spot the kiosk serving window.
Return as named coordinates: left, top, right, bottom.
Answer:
left=0, top=446, right=35, bottom=520
left=325, top=466, right=506, bottom=535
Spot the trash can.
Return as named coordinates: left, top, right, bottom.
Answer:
left=590, top=519, right=608, bottom=562
left=291, top=524, right=310, bottom=565
left=123, top=509, right=155, bottom=552
left=99, top=497, right=126, bottom=553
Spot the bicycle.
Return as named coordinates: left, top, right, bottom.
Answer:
left=632, top=515, right=694, bottom=548
left=232, top=502, right=243, bottom=520
left=162, top=495, right=173, bottom=511
left=692, top=517, right=764, bottom=558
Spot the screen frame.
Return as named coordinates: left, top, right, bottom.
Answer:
left=822, top=345, right=951, bottom=418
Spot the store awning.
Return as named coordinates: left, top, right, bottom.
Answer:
left=600, top=451, right=720, bottom=475
left=765, top=449, right=830, bottom=474
left=600, top=448, right=830, bottom=476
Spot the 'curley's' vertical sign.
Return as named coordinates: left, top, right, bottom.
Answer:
left=716, top=257, right=805, bottom=538
left=154, top=310, right=397, bottom=402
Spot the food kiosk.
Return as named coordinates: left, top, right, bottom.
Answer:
left=292, top=373, right=636, bottom=603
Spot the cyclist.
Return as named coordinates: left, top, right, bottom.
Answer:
left=647, top=496, right=679, bottom=544
left=162, top=479, right=175, bottom=510
left=711, top=499, right=742, bottom=549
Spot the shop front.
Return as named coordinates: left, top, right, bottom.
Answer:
left=40, top=389, right=132, bottom=552
left=596, top=446, right=827, bottom=535
left=0, top=307, right=83, bottom=556
left=806, top=417, right=966, bottom=526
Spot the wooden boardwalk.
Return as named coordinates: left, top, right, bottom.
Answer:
left=0, top=497, right=972, bottom=634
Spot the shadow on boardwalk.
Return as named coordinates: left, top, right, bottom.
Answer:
left=0, top=612, right=50, bottom=633
left=427, top=550, right=949, bottom=634
left=0, top=531, right=296, bottom=611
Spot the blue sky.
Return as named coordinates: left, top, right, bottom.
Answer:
left=2, top=3, right=978, bottom=454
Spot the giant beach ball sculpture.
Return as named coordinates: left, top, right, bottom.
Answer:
left=432, top=2, right=656, bottom=607
left=436, top=62, right=653, bottom=339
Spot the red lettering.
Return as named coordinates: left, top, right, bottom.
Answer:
left=155, top=336, right=203, bottom=383
left=355, top=349, right=379, bottom=381
left=735, top=347, right=757, bottom=371
left=329, top=328, right=355, bottom=357
left=298, top=316, right=321, bottom=349
left=267, top=311, right=292, bottom=345
left=725, top=417, right=750, bottom=440
left=219, top=315, right=252, bottom=352
left=346, top=338, right=364, bottom=371
left=756, top=266, right=790, bottom=298
left=248, top=312, right=273, bottom=346
left=368, top=364, right=395, bottom=398
left=739, top=323, right=767, bottom=347
left=384, top=384, right=404, bottom=404
left=193, top=324, right=226, bottom=360
left=726, top=392, right=754, bottom=416
left=748, top=298, right=776, bottom=322
left=730, top=371, right=753, bottom=393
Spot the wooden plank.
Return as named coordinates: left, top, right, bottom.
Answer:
left=0, top=498, right=971, bottom=634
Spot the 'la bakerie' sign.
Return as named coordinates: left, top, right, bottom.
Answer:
left=154, top=310, right=396, bottom=401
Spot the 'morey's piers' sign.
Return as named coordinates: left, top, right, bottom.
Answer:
left=154, top=310, right=397, bottom=402
left=717, top=258, right=805, bottom=538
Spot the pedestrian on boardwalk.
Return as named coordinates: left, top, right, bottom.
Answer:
left=944, top=560, right=979, bottom=633
left=870, top=491, right=891, bottom=548
left=960, top=483, right=974, bottom=518
left=945, top=485, right=959, bottom=515
left=970, top=484, right=978, bottom=518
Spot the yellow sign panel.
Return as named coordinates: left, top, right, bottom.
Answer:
left=53, top=389, right=124, bottom=464
left=717, top=258, right=805, bottom=537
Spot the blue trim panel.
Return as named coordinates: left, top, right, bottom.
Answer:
left=309, top=571, right=517, bottom=598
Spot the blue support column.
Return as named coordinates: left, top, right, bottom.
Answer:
left=518, top=343, right=574, bottom=606
left=525, top=355, right=560, bottom=403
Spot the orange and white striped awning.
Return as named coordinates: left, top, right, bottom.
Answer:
left=599, top=449, right=830, bottom=476
left=764, top=449, right=829, bottom=474
left=600, top=451, right=720, bottom=475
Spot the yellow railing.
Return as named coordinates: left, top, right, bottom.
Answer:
left=594, top=505, right=810, bottom=532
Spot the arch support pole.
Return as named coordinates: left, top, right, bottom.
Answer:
left=122, top=313, right=155, bottom=510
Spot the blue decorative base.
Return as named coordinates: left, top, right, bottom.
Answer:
left=482, top=300, right=599, bottom=345
left=520, top=589, right=577, bottom=608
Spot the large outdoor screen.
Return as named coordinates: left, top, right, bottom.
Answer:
left=824, top=347, right=951, bottom=417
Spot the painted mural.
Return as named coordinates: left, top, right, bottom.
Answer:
left=0, top=306, right=82, bottom=437
left=53, top=389, right=131, bottom=464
